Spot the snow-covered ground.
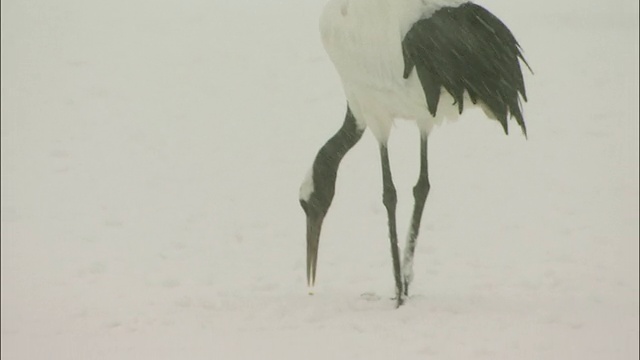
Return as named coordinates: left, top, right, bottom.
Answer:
left=1, top=0, right=638, bottom=359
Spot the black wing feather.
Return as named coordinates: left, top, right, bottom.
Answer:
left=402, top=3, right=530, bottom=136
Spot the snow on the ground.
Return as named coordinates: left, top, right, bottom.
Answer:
left=1, top=0, right=638, bottom=359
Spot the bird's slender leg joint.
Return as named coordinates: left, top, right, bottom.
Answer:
left=403, top=133, right=430, bottom=296
left=379, top=145, right=403, bottom=307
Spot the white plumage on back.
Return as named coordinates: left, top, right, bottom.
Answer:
left=319, top=0, right=467, bottom=142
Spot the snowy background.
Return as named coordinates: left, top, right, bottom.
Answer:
left=1, top=0, right=638, bottom=359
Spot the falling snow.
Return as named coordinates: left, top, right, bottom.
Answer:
left=1, top=0, right=638, bottom=359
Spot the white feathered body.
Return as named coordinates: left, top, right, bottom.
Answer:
left=320, top=0, right=471, bottom=142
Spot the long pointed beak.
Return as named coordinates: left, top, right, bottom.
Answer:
left=306, top=215, right=323, bottom=290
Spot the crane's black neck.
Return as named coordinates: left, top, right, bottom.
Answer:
left=301, top=107, right=364, bottom=218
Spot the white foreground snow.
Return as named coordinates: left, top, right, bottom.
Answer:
left=1, top=0, right=638, bottom=359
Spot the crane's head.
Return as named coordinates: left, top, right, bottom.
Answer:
left=298, top=107, right=364, bottom=293
left=299, top=167, right=336, bottom=292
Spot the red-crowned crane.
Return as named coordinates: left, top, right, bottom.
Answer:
left=299, top=0, right=530, bottom=307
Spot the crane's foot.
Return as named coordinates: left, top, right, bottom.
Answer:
left=392, top=285, right=405, bottom=308
left=402, top=265, right=414, bottom=297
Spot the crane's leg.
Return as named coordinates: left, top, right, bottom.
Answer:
left=379, top=145, right=404, bottom=307
left=402, top=133, right=430, bottom=296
